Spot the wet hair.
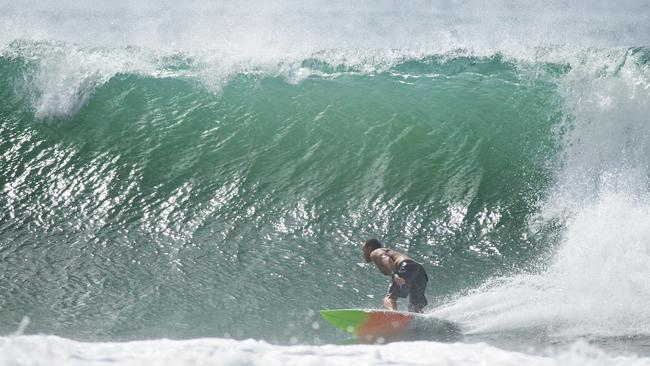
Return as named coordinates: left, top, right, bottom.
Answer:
left=362, top=238, right=382, bottom=262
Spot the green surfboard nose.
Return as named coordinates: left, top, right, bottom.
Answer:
left=320, top=309, right=370, bottom=334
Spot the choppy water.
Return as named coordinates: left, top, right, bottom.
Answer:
left=1, top=1, right=650, bottom=365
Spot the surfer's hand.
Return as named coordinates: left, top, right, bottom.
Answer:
left=393, top=274, right=406, bottom=286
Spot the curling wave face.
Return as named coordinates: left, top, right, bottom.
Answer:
left=0, top=0, right=649, bottom=359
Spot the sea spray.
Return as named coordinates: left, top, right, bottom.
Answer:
left=432, top=47, right=650, bottom=339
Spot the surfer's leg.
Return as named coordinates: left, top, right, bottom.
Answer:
left=386, top=278, right=409, bottom=310
left=407, top=268, right=428, bottom=313
left=408, top=303, right=425, bottom=313
left=383, top=294, right=398, bottom=311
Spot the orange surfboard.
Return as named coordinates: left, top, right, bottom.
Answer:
left=320, top=309, right=460, bottom=343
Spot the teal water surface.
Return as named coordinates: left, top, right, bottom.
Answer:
left=0, top=48, right=569, bottom=343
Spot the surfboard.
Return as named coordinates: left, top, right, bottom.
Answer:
left=320, top=309, right=461, bottom=343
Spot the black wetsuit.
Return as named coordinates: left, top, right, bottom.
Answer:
left=387, top=260, right=428, bottom=312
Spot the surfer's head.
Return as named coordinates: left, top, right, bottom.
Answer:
left=362, top=238, right=382, bottom=262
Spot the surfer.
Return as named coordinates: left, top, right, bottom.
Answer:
left=362, top=238, right=429, bottom=313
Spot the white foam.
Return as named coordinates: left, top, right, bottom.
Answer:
left=433, top=193, right=650, bottom=338
left=432, top=45, right=650, bottom=339
left=0, top=335, right=646, bottom=366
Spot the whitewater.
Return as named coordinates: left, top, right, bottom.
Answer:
left=1, top=1, right=650, bottom=365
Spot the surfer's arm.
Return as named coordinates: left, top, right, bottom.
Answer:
left=392, top=273, right=406, bottom=286
left=383, top=295, right=397, bottom=311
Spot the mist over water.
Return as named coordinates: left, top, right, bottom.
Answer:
left=3, top=0, right=650, bottom=50
left=1, top=1, right=650, bottom=364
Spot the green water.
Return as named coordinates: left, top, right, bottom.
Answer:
left=0, top=52, right=564, bottom=343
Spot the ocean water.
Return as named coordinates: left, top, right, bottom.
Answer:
left=1, top=1, right=650, bottom=365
